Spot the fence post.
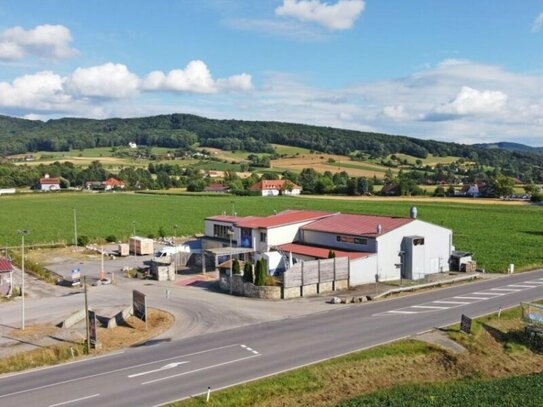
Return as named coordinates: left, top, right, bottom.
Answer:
left=300, top=262, right=304, bottom=297
left=317, top=259, right=321, bottom=293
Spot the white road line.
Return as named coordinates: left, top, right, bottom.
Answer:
left=252, top=350, right=259, bottom=354
left=453, top=296, right=488, bottom=300
left=128, top=361, right=189, bottom=378
left=240, top=345, right=247, bottom=348
left=489, top=288, right=521, bottom=292
left=520, top=281, right=543, bottom=285
left=246, top=347, right=253, bottom=351
left=411, top=305, right=450, bottom=310
left=49, top=393, right=100, bottom=407
left=507, top=285, right=537, bottom=289
left=433, top=300, right=470, bottom=305
left=141, top=354, right=261, bottom=386
left=472, top=292, right=506, bottom=296
left=386, top=310, right=418, bottom=314
left=0, top=344, right=240, bottom=400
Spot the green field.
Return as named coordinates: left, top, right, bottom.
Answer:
left=0, top=193, right=541, bottom=272
left=325, top=161, right=396, bottom=174
left=272, top=144, right=311, bottom=155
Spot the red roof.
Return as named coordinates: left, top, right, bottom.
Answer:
left=302, top=213, right=413, bottom=236
left=39, top=177, right=60, bottom=184
left=0, top=257, right=13, bottom=273
left=250, top=180, right=301, bottom=191
left=278, top=243, right=372, bottom=260
left=103, top=177, right=125, bottom=187
left=235, top=210, right=334, bottom=229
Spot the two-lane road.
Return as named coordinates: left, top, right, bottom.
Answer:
left=1, top=270, right=542, bottom=407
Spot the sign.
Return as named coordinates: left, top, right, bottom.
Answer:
left=133, top=290, right=146, bottom=322
left=88, top=310, right=97, bottom=348
left=71, top=268, right=81, bottom=286
left=460, top=314, right=472, bottom=334
left=521, top=302, right=543, bottom=327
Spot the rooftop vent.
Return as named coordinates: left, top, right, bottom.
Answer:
left=410, top=206, right=417, bottom=219
left=376, top=224, right=382, bottom=234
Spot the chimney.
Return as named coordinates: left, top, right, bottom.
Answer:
left=376, top=224, right=382, bottom=234
left=44, top=174, right=50, bottom=179
left=410, top=206, right=417, bottom=219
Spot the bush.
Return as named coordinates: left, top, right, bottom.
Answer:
left=105, top=235, right=117, bottom=243
left=255, top=258, right=268, bottom=286
left=328, top=250, right=336, bottom=258
left=77, top=235, right=90, bottom=246
left=232, top=259, right=241, bottom=275
left=243, top=261, right=254, bottom=283
left=158, top=226, right=166, bottom=238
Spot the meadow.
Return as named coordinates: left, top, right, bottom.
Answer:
left=0, top=193, right=541, bottom=272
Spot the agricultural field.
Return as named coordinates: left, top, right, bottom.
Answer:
left=379, top=153, right=461, bottom=167
left=0, top=193, right=542, bottom=272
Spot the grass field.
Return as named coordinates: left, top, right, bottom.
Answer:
left=379, top=153, right=461, bottom=167
left=172, top=302, right=543, bottom=406
left=0, top=193, right=541, bottom=272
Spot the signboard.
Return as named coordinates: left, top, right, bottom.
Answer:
left=71, top=268, right=81, bottom=286
left=460, top=314, right=472, bottom=334
left=521, top=302, right=543, bottom=327
left=133, top=290, right=146, bottom=322
left=88, top=310, right=97, bottom=348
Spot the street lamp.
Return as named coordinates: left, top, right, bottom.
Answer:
left=227, top=227, right=234, bottom=294
left=17, top=230, right=30, bottom=330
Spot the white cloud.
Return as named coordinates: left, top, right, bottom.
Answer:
left=223, top=18, right=327, bottom=41
left=275, top=0, right=365, bottom=30
left=142, top=60, right=252, bottom=93
left=0, top=71, right=71, bottom=110
left=0, top=24, right=77, bottom=61
left=66, top=63, right=141, bottom=99
left=382, top=105, right=409, bottom=120
left=532, top=12, right=543, bottom=32
left=436, top=86, right=508, bottom=116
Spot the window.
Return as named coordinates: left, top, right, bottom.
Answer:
left=413, top=238, right=425, bottom=246
left=214, top=224, right=233, bottom=240
left=336, top=235, right=367, bottom=245
left=260, top=232, right=267, bottom=243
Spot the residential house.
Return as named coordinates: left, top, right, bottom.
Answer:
left=204, top=183, right=230, bottom=193
left=0, top=257, right=14, bottom=296
left=249, top=180, right=302, bottom=196
left=38, top=174, right=60, bottom=191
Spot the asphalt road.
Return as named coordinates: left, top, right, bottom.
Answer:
left=1, top=270, right=542, bottom=407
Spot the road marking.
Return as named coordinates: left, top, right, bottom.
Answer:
left=472, top=292, right=506, bottom=296
left=128, top=361, right=189, bottom=378
left=507, top=284, right=537, bottom=288
left=411, top=305, right=450, bottom=310
left=518, top=281, right=543, bottom=285
left=0, top=344, right=240, bottom=400
left=385, top=310, right=417, bottom=314
left=252, top=350, right=259, bottom=354
left=433, top=300, right=470, bottom=305
left=453, top=296, right=488, bottom=300
left=246, top=347, right=253, bottom=351
left=489, top=288, right=521, bottom=292
left=240, top=345, right=247, bottom=348
left=49, top=393, right=100, bottom=407
left=141, top=354, right=261, bottom=385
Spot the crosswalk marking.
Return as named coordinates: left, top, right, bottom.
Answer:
left=472, top=291, right=506, bottom=296
left=521, top=281, right=543, bottom=285
left=489, top=288, right=521, bottom=292
left=386, top=310, right=417, bottom=314
left=411, top=305, right=450, bottom=309
left=507, top=284, right=538, bottom=289
left=453, top=296, right=488, bottom=300
left=433, top=300, right=470, bottom=305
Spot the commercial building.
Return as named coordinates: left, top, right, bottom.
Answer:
left=202, top=208, right=453, bottom=286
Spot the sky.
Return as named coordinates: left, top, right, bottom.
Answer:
left=0, top=0, right=542, bottom=146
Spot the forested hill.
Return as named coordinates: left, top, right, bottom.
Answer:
left=1, top=113, right=542, bottom=180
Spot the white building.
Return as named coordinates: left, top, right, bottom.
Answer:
left=249, top=180, right=302, bottom=196
left=203, top=208, right=453, bottom=286
left=38, top=174, right=60, bottom=191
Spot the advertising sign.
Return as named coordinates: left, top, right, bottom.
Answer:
left=133, top=290, right=146, bottom=322
left=71, top=268, right=81, bottom=286
left=88, top=310, right=97, bottom=348
left=460, top=314, right=472, bottom=334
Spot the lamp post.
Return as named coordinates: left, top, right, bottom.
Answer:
left=17, top=230, right=30, bottom=330
left=227, top=227, right=234, bottom=294
left=73, top=208, right=78, bottom=250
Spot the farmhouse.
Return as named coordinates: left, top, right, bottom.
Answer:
left=202, top=208, right=453, bottom=286
left=37, top=174, right=60, bottom=191
left=103, top=177, right=125, bottom=190
left=249, top=180, right=302, bottom=196
left=204, top=183, right=230, bottom=193
left=0, top=257, right=14, bottom=296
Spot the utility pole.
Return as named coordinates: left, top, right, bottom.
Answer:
left=17, top=230, right=30, bottom=330
left=100, top=245, right=105, bottom=280
left=228, top=228, right=234, bottom=295
left=84, top=276, right=90, bottom=354
left=73, top=208, right=78, bottom=250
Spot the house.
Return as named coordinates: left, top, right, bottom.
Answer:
left=128, top=142, right=138, bottom=148
left=103, top=177, right=125, bottom=191
left=249, top=180, right=302, bottom=196
left=38, top=174, right=60, bottom=191
left=0, top=257, right=14, bottom=296
left=459, top=184, right=480, bottom=198
left=202, top=208, right=453, bottom=286
left=204, top=183, right=230, bottom=193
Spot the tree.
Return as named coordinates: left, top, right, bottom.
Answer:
left=243, top=261, right=254, bottom=283
left=490, top=175, right=515, bottom=197
left=328, top=250, right=336, bottom=258
left=232, top=259, right=240, bottom=275
left=255, top=258, right=268, bottom=286
left=433, top=186, right=446, bottom=197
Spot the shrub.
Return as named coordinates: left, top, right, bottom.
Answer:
left=232, top=259, right=241, bottom=274
left=77, top=235, right=90, bottom=246
left=158, top=226, right=166, bottom=238
left=243, top=261, right=254, bottom=283
left=255, top=258, right=268, bottom=286
left=328, top=250, right=336, bottom=258
left=105, top=235, right=117, bottom=243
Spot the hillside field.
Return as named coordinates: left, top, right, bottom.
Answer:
left=0, top=193, right=542, bottom=272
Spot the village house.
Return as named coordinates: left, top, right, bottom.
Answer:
left=0, top=257, right=14, bottom=296
left=37, top=174, right=60, bottom=191
left=249, top=179, right=302, bottom=196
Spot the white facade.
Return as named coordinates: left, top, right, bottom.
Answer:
left=257, top=187, right=301, bottom=197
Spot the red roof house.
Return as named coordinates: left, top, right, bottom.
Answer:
left=249, top=180, right=302, bottom=196
left=0, top=257, right=14, bottom=296
left=38, top=174, right=60, bottom=191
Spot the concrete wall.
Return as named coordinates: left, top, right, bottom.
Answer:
left=302, top=230, right=377, bottom=252
left=219, top=275, right=281, bottom=299
left=376, top=219, right=452, bottom=281
left=349, top=255, right=378, bottom=286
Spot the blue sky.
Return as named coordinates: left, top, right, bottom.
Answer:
left=0, top=0, right=542, bottom=145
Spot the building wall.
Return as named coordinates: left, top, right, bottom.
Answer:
left=301, top=230, right=376, bottom=252
left=376, top=219, right=452, bottom=281
left=204, top=220, right=236, bottom=240
left=40, top=184, right=59, bottom=191
left=266, top=220, right=317, bottom=250
left=349, top=255, right=378, bottom=286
